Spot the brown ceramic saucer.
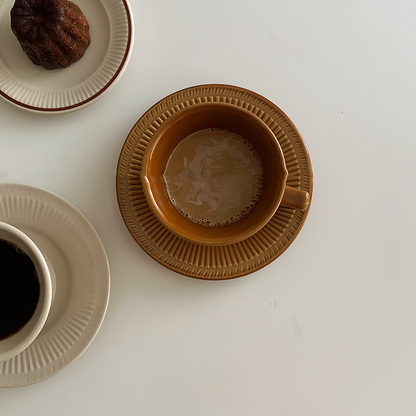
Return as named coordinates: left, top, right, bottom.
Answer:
left=116, top=84, right=313, bottom=280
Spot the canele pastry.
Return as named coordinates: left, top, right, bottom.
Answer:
left=10, top=0, right=90, bottom=69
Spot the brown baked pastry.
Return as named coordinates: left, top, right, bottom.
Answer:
left=10, top=0, right=90, bottom=70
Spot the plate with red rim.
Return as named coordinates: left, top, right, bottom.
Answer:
left=0, top=0, right=134, bottom=113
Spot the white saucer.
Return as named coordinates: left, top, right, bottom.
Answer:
left=0, top=184, right=110, bottom=387
left=0, top=0, right=134, bottom=113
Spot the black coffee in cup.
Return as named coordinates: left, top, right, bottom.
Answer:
left=0, top=238, right=40, bottom=341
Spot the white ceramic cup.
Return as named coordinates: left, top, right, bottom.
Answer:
left=0, top=221, right=52, bottom=362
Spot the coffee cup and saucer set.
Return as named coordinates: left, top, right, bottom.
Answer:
left=0, top=185, right=110, bottom=387
left=117, top=84, right=313, bottom=280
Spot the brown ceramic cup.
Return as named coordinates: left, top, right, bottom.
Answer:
left=141, top=103, right=309, bottom=245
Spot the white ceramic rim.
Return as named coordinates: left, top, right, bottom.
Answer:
left=0, top=183, right=110, bottom=387
left=0, top=221, right=52, bottom=362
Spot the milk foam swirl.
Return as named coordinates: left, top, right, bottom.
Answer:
left=163, top=129, right=264, bottom=227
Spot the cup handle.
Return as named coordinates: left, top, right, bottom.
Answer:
left=280, top=186, right=310, bottom=211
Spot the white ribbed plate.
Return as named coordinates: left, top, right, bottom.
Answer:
left=0, top=0, right=134, bottom=113
left=0, top=184, right=110, bottom=387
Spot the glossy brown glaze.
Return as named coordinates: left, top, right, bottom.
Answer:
left=141, top=103, right=309, bottom=245
left=116, top=84, right=313, bottom=279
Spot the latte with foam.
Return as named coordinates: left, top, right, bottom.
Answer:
left=163, top=129, right=264, bottom=227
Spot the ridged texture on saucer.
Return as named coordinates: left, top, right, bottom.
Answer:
left=116, top=85, right=313, bottom=280
left=0, top=184, right=110, bottom=387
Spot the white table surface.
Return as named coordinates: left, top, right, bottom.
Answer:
left=1, top=0, right=416, bottom=414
